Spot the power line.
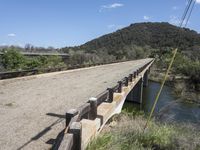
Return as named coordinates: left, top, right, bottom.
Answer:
left=143, top=0, right=197, bottom=131
left=184, top=0, right=196, bottom=27
left=179, top=0, right=193, bottom=27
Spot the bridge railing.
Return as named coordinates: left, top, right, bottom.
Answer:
left=0, top=59, right=151, bottom=80
left=56, top=59, right=154, bottom=150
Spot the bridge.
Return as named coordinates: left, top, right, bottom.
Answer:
left=0, top=58, right=153, bottom=150
left=0, top=52, right=69, bottom=58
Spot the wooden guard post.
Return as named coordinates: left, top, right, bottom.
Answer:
left=129, top=74, right=133, bottom=82
left=66, top=109, right=78, bottom=127
left=89, top=97, right=97, bottom=120
left=68, top=122, right=82, bottom=150
left=107, top=88, right=113, bottom=102
left=117, top=81, right=122, bottom=93
left=125, top=77, right=129, bottom=86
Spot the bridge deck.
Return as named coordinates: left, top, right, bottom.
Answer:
left=0, top=58, right=152, bottom=150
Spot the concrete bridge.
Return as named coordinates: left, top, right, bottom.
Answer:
left=0, top=58, right=153, bottom=150
left=0, top=52, right=69, bottom=58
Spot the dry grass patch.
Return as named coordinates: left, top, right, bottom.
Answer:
left=87, top=113, right=200, bottom=150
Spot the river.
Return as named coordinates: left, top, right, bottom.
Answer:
left=142, top=81, right=200, bottom=124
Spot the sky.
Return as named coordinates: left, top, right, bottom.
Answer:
left=0, top=0, right=199, bottom=48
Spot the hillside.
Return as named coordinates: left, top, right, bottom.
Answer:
left=61, top=22, right=200, bottom=60
left=60, top=22, right=200, bottom=92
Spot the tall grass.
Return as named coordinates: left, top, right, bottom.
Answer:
left=87, top=112, right=200, bottom=150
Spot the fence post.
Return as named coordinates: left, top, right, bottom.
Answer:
left=107, top=88, right=113, bottom=103
left=117, top=81, right=122, bottom=93
left=68, top=122, right=82, bottom=150
left=125, top=77, right=129, bottom=86
left=133, top=71, right=137, bottom=78
left=89, top=97, right=97, bottom=120
left=129, top=74, right=133, bottom=82
left=66, top=109, right=78, bottom=127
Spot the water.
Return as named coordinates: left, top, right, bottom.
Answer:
left=142, top=81, right=200, bottom=124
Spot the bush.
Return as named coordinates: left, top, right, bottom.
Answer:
left=1, top=49, right=26, bottom=71
left=0, top=48, right=66, bottom=71
left=87, top=113, right=200, bottom=150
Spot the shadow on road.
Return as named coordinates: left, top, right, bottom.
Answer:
left=17, top=113, right=65, bottom=150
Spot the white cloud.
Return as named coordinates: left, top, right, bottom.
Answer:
left=100, top=3, right=124, bottom=12
left=196, top=0, right=200, bottom=4
left=7, top=33, right=16, bottom=37
left=107, top=24, right=116, bottom=29
left=172, top=6, right=178, bottom=10
left=169, top=15, right=189, bottom=26
left=169, top=15, right=180, bottom=25
left=143, top=15, right=150, bottom=20
left=103, top=3, right=124, bottom=9
left=107, top=24, right=124, bottom=30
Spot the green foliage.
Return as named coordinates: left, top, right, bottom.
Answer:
left=87, top=114, right=200, bottom=150
left=87, top=134, right=112, bottom=150
left=1, top=48, right=26, bottom=70
left=122, top=102, right=144, bottom=116
left=0, top=48, right=66, bottom=71
left=155, top=50, right=200, bottom=90
left=36, top=55, right=66, bottom=69
left=24, top=58, right=42, bottom=70
left=136, top=124, right=175, bottom=149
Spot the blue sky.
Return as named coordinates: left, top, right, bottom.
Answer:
left=0, top=0, right=199, bottom=48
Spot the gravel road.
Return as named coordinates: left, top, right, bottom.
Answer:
left=0, top=58, right=152, bottom=150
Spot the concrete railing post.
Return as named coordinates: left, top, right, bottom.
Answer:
left=89, top=97, right=97, bottom=120
left=129, top=74, right=133, bottom=82
left=133, top=71, right=137, bottom=78
left=117, top=81, right=122, bottom=93
left=143, top=71, right=148, bottom=87
left=125, top=77, right=129, bottom=86
left=66, top=109, right=78, bottom=127
left=68, top=122, right=82, bottom=150
left=139, top=78, right=144, bottom=104
left=107, top=88, right=113, bottom=103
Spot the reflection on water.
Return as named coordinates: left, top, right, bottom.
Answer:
left=142, top=81, right=200, bottom=124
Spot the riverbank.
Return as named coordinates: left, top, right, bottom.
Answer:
left=149, top=65, right=200, bottom=104
left=87, top=110, right=200, bottom=150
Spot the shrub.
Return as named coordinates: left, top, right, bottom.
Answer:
left=87, top=113, right=200, bottom=150
left=0, top=49, right=66, bottom=71
left=1, top=49, right=26, bottom=71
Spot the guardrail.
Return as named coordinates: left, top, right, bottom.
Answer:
left=55, top=59, right=154, bottom=150
left=0, top=59, right=137, bottom=80
left=0, top=67, right=67, bottom=79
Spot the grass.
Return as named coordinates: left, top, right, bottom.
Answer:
left=87, top=105, right=200, bottom=150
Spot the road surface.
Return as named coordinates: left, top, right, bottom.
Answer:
left=0, top=58, right=152, bottom=150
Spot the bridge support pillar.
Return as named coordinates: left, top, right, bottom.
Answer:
left=126, top=78, right=143, bottom=104
left=143, top=71, right=148, bottom=87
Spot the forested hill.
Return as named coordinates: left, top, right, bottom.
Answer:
left=61, top=22, right=200, bottom=59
